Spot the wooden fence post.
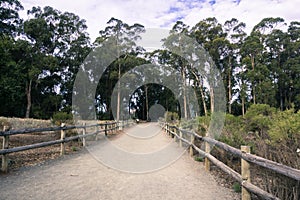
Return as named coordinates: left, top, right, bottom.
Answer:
left=82, top=123, right=86, bottom=147
left=95, top=123, right=99, bottom=141
left=205, top=141, right=211, bottom=171
left=60, top=123, right=66, bottom=156
left=179, top=129, right=183, bottom=147
left=190, top=133, right=195, bottom=156
left=118, top=121, right=120, bottom=131
left=2, top=126, right=10, bottom=173
left=241, top=146, right=251, bottom=200
left=104, top=122, right=107, bottom=136
left=173, top=127, right=177, bottom=142
left=165, top=124, right=168, bottom=135
left=167, top=124, right=169, bottom=135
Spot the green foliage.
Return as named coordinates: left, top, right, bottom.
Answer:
left=0, top=2, right=300, bottom=136
left=164, top=111, right=179, bottom=123
left=0, top=118, right=11, bottom=130
left=0, top=0, right=23, bottom=36
left=196, top=115, right=211, bottom=136
left=52, top=112, right=73, bottom=126
left=194, top=156, right=204, bottom=162
left=179, top=118, right=197, bottom=130
left=268, top=109, right=300, bottom=143
left=232, top=182, right=241, bottom=193
left=71, top=146, right=78, bottom=151
left=244, top=104, right=276, bottom=137
left=218, top=114, right=246, bottom=148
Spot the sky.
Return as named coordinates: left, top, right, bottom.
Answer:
left=19, top=0, right=300, bottom=42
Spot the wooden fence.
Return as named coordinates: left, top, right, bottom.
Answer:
left=161, top=122, right=300, bottom=200
left=0, top=120, right=134, bottom=173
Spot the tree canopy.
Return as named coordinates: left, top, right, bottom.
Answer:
left=0, top=1, right=300, bottom=121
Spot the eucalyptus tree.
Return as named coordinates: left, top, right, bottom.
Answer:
left=146, top=49, right=183, bottom=117
left=0, top=0, right=23, bottom=36
left=0, top=36, right=27, bottom=117
left=21, top=6, right=91, bottom=118
left=223, top=18, right=246, bottom=114
left=190, top=18, right=229, bottom=114
left=284, top=21, right=300, bottom=110
left=162, top=21, right=191, bottom=119
left=94, top=17, right=145, bottom=120
left=0, top=0, right=24, bottom=117
left=240, top=32, right=263, bottom=105
left=242, top=18, right=285, bottom=107
left=264, top=28, right=288, bottom=109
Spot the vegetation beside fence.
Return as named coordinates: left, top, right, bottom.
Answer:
left=160, top=122, right=300, bottom=200
left=0, top=117, right=52, bottom=130
left=0, top=120, right=134, bottom=173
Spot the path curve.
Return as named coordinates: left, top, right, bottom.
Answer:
left=0, top=123, right=239, bottom=200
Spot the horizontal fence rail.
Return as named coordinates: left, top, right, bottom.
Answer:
left=1, top=120, right=134, bottom=173
left=160, top=122, right=300, bottom=200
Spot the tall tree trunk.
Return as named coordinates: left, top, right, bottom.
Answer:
left=25, top=79, right=32, bottom=118
left=242, top=95, right=245, bottom=117
left=182, top=66, right=188, bottom=119
left=117, top=62, right=121, bottom=121
left=145, top=85, right=149, bottom=121
left=228, top=57, right=232, bottom=114
left=191, top=70, right=208, bottom=116
left=251, top=55, right=256, bottom=104
left=210, top=86, right=214, bottom=114
left=280, top=89, right=283, bottom=111
left=200, top=84, right=208, bottom=117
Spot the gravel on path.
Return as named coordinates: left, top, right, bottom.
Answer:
left=0, top=123, right=240, bottom=200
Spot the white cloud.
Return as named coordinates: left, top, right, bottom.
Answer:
left=20, top=0, right=300, bottom=42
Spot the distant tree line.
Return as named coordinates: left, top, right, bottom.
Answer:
left=1, top=0, right=300, bottom=120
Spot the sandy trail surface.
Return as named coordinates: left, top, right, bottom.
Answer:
left=0, top=123, right=239, bottom=200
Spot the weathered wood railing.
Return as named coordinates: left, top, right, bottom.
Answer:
left=0, top=120, right=134, bottom=173
left=161, top=122, right=300, bottom=200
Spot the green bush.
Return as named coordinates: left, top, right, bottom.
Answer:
left=52, top=112, right=73, bottom=126
left=179, top=118, right=197, bottom=130
left=232, top=182, right=241, bottom=193
left=194, top=156, right=204, bottom=162
left=268, top=109, right=300, bottom=143
left=218, top=114, right=246, bottom=148
left=0, top=118, right=11, bottom=130
left=164, top=111, right=179, bottom=123
left=196, top=115, right=210, bottom=136
left=244, top=104, right=276, bottom=137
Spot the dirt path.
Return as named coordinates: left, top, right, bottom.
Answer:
left=0, top=123, right=239, bottom=200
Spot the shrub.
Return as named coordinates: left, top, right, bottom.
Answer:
left=194, top=156, right=204, bottom=162
left=268, top=108, right=300, bottom=143
left=179, top=118, right=197, bottom=130
left=244, top=104, right=276, bottom=138
left=164, top=111, right=179, bottom=123
left=232, top=182, right=241, bottom=193
left=52, top=112, right=73, bottom=126
left=196, top=115, right=210, bottom=136
left=218, top=114, right=246, bottom=148
left=0, top=118, right=11, bottom=130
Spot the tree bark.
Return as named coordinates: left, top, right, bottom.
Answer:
left=228, top=57, right=232, bottom=114
left=210, top=86, right=214, bottom=113
left=251, top=55, right=256, bottom=104
left=117, top=62, right=121, bottom=121
left=182, top=66, right=188, bottom=119
left=191, top=70, right=208, bottom=116
left=145, top=85, right=149, bottom=121
left=242, top=94, right=245, bottom=117
left=25, top=79, right=32, bottom=118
